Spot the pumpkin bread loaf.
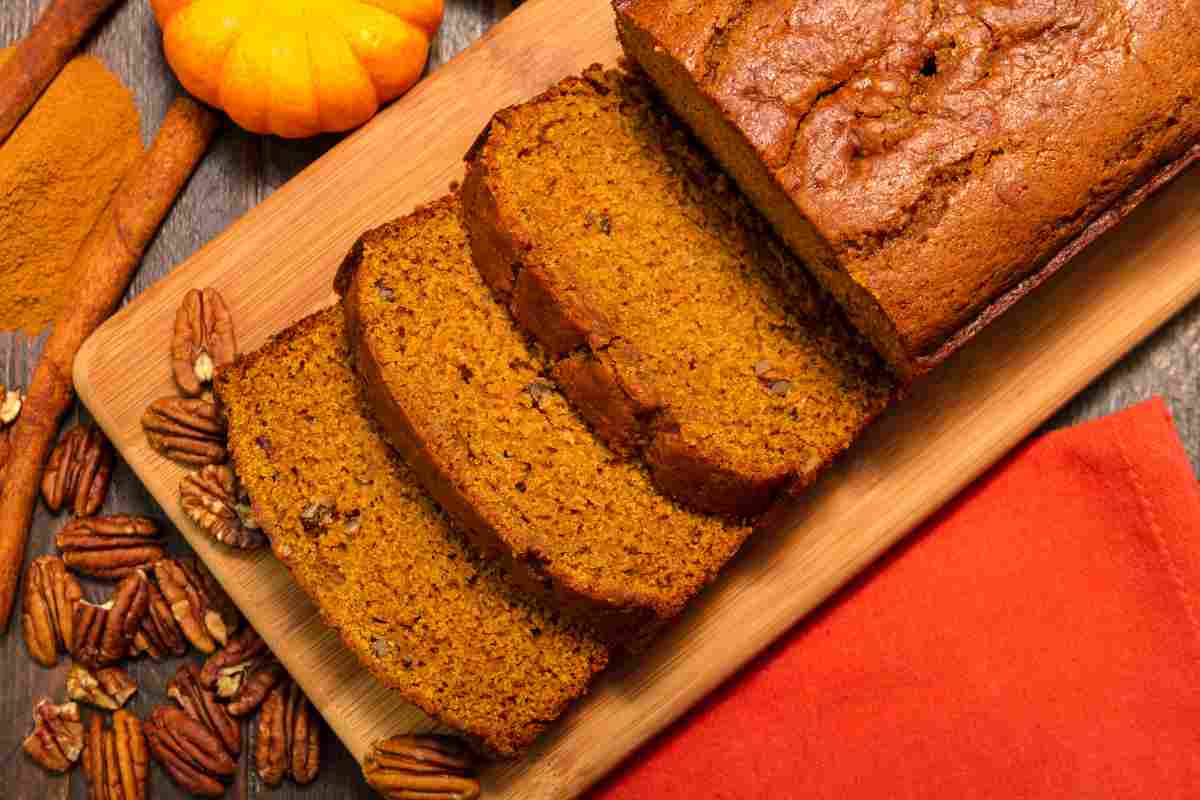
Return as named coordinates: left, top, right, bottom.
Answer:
left=214, top=307, right=608, bottom=758
left=337, top=196, right=754, bottom=644
left=463, top=67, right=895, bottom=517
left=615, top=0, right=1200, bottom=380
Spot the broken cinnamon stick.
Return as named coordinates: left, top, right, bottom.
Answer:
left=0, top=96, right=218, bottom=629
left=0, top=0, right=126, bottom=146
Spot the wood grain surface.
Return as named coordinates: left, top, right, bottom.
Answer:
left=0, top=2, right=521, bottom=798
left=2, top=2, right=1199, bottom=800
left=71, top=1, right=1200, bottom=798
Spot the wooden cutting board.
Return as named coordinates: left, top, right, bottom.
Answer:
left=74, top=0, right=1200, bottom=795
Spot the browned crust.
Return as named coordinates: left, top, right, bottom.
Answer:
left=461, top=69, right=845, bottom=518
left=335, top=201, right=666, bottom=645
left=214, top=307, right=606, bottom=759
left=915, top=143, right=1200, bottom=374
left=615, top=2, right=1200, bottom=383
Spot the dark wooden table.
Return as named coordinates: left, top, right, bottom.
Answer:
left=1, top=1, right=1197, bottom=798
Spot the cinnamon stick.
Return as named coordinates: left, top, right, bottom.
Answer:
left=0, top=0, right=126, bottom=146
left=0, top=96, right=218, bottom=629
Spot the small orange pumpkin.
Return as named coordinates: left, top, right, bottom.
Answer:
left=151, top=0, right=443, bottom=138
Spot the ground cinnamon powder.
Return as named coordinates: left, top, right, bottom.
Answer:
left=0, top=49, right=142, bottom=335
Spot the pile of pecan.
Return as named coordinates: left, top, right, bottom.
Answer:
left=140, top=288, right=266, bottom=552
left=21, top=553, right=235, bottom=676
left=20, top=551, right=325, bottom=795
left=146, top=627, right=321, bottom=796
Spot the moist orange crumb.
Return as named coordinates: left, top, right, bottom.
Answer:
left=338, top=195, right=755, bottom=644
left=215, top=307, right=608, bottom=758
left=462, top=66, right=895, bottom=517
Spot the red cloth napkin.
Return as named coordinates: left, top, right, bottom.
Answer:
left=590, top=398, right=1200, bottom=799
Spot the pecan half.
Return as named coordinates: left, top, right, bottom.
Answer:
left=41, top=424, right=114, bottom=516
left=83, top=710, right=148, bottom=800
left=202, top=628, right=286, bottom=714
left=167, top=662, right=241, bottom=758
left=146, top=705, right=236, bottom=798
left=362, top=734, right=481, bottom=800
left=227, top=658, right=286, bottom=716
left=180, top=464, right=265, bottom=550
left=200, top=626, right=284, bottom=716
left=173, top=287, right=237, bottom=398
left=154, top=557, right=239, bottom=654
left=255, top=679, right=320, bottom=787
left=199, top=625, right=267, bottom=688
left=68, top=663, right=138, bottom=710
left=131, top=578, right=189, bottom=660
left=142, top=396, right=227, bottom=466
left=72, top=570, right=150, bottom=667
left=22, top=555, right=82, bottom=667
left=23, top=698, right=84, bottom=773
left=56, top=515, right=165, bottom=580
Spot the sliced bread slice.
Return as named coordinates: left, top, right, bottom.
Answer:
left=462, top=66, right=895, bottom=517
left=215, top=307, right=608, bottom=758
left=337, top=195, right=753, bottom=644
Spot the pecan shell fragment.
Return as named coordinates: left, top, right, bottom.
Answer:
left=141, top=396, right=227, bottom=466
left=180, top=464, right=265, bottom=550
left=56, top=514, right=164, bottom=580
left=362, top=734, right=481, bottom=800
left=23, top=698, right=84, bottom=773
left=41, top=423, right=114, bottom=516
left=173, top=287, right=237, bottom=398
left=22, top=555, right=82, bottom=667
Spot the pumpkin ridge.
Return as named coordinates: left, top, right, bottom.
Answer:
left=154, top=0, right=440, bottom=138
